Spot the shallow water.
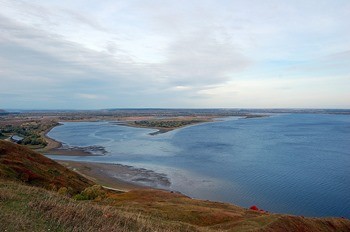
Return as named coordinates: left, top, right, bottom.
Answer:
left=47, top=114, right=350, bottom=218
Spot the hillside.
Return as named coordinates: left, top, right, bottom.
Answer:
left=0, top=140, right=92, bottom=193
left=0, top=140, right=349, bottom=231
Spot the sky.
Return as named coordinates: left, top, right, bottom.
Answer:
left=0, top=0, right=349, bottom=109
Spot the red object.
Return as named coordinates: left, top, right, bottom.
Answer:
left=250, top=205, right=259, bottom=211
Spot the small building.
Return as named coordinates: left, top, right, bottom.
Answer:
left=11, top=135, right=24, bottom=143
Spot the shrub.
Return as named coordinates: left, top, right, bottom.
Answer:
left=58, top=187, right=74, bottom=197
left=58, top=187, right=68, bottom=195
left=74, top=185, right=106, bottom=201
left=73, top=193, right=89, bottom=200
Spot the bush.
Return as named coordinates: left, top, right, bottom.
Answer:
left=58, top=187, right=74, bottom=197
left=73, top=193, right=89, bottom=200
left=74, top=185, right=106, bottom=201
left=58, top=187, right=68, bottom=195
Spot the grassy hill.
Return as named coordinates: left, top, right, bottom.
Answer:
left=1, top=140, right=349, bottom=231
left=0, top=140, right=92, bottom=193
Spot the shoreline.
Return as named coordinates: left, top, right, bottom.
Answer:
left=36, top=123, right=63, bottom=152
left=114, top=116, right=216, bottom=135
left=40, top=114, right=267, bottom=153
left=39, top=120, right=188, bottom=192
left=39, top=115, right=268, bottom=193
left=39, top=122, right=172, bottom=191
left=57, top=160, right=172, bottom=192
left=39, top=123, right=95, bottom=156
left=39, top=116, right=216, bottom=155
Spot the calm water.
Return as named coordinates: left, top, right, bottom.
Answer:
left=47, top=114, right=350, bottom=218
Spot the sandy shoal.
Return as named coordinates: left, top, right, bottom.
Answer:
left=58, top=160, right=149, bottom=192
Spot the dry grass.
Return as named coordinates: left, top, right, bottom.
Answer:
left=0, top=140, right=93, bottom=192
left=104, top=189, right=350, bottom=232
left=0, top=180, right=199, bottom=232
left=3, top=181, right=348, bottom=232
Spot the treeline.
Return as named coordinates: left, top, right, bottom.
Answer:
left=0, top=121, right=58, bottom=147
left=133, top=119, right=204, bottom=128
left=1, top=125, right=47, bottom=146
left=19, top=135, right=47, bottom=146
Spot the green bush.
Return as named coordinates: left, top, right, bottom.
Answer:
left=74, top=185, right=106, bottom=201
left=58, top=187, right=68, bottom=195
left=58, top=187, right=74, bottom=197
left=73, top=193, right=89, bottom=200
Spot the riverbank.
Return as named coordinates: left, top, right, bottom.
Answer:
left=57, top=160, right=149, bottom=192
left=35, top=124, right=64, bottom=154
left=40, top=119, right=193, bottom=193
left=40, top=115, right=270, bottom=194
left=114, top=116, right=216, bottom=135
left=40, top=115, right=217, bottom=155
left=39, top=123, right=95, bottom=156
left=40, top=115, right=269, bottom=191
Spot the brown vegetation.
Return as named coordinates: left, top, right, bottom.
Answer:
left=105, top=189, right=350, bottom=231
left=0, top=140, right=92, bottom=193
left=0, top=181, right=195, bottom=232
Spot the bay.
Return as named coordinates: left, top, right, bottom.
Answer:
left=47, top=114, right=350, bottom=218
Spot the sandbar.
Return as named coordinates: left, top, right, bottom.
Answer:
left=58, top=160, right=149, bottom=192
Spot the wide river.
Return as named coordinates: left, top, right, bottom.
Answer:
left=47, top=113, right=350, bottom=218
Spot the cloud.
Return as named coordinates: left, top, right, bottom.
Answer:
left=0, top=14, right=140, bottom=108
left=76, top=93, right=106, bottom=100
left=0, top=0, right=349, bottom=109
left=0, top=0, right=106, bottom=31
left=188, top=76, right=350, bottom=108
left=172, top=86, right=192, bottom=91
left=59, top=8, right=107, bottom=32
left=162, top=33, right=251, bottom=86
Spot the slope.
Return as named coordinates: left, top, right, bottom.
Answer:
left=0, top=140, right=92, bottom=193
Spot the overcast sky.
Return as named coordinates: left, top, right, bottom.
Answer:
left=1, top=0, right=349, bottom=109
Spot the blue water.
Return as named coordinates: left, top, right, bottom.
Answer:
left=47, top=114, right=350, bottom=218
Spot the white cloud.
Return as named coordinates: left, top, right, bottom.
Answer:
left=173, top=86, right=192, bottom=91
left=76, top=93, right=106, bottom=100
left=162, top=33, right=251, bottom=86
left=0, top=0, right=349, bottom=108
